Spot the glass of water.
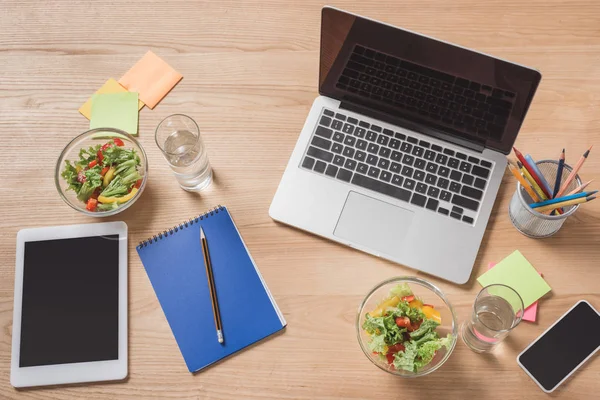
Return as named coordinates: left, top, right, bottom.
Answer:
left=461, top=284, right=524, bottom=353
left=155, top=114, right=212, bottom=191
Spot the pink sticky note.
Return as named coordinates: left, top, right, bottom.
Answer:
left=488, top=262, right=539, bottom=322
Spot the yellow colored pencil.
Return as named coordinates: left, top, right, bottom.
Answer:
left=508, top=162, right=540, bottom=202
left=566, top=180, right=593, bottom=196
left=518, top=161, right=547, bottom=201
left=534, top=195, right=596, bottom=213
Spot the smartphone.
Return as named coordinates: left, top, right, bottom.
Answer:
left=517, top=300, right=600, bottom=393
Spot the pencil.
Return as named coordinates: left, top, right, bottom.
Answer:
left=508, top=162, right=540, bottom=202
left=566, top=179, right=593, bottom=196
left=513, top=147, right=552, bottom=199
left=552, top=148, right=565, bottom=198
left=534, top=195, right=596, bottom=213
left=555, top=145, right=593, bottom=198
left=518, top=161, right=547, bottom=200
left=525, top=154, right=553, bottom=196
left=200, top=227, right=224, bottom=344
left=530, top=190, right=597, bottom=209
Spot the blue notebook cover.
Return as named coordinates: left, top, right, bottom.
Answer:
left=137, top=206, right=286, bottom=372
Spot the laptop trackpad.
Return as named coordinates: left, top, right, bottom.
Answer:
left=334, top=191, right=414, bottom=258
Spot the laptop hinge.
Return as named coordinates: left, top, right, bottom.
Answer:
left=340, top=99, right=486, bottom=153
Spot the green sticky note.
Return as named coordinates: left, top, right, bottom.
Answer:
left=477, top=250, right=551, bottom=308
left=90, top=92, right=139, bottom=135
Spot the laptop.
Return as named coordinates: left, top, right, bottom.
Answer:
left=269, top=7, right=541, bottom=284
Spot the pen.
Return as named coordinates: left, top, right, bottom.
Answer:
left=200, top=227, right=224, bottom=344
left=552, top=149, right=565, bottom=198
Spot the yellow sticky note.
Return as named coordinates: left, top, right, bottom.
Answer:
left=119, top=51, right=182, bottom=109
left=477, top=250, right=551, bottom=308
left=79, top=78, right=144, bottom=119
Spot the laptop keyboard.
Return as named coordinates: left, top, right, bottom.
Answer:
left=335, top=45, right=516, bottom=141
left=301, top=109, right=495, bottom=225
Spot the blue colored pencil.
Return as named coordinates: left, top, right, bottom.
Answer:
left=525, top=154, right=553, bottom=196
left=530, top=190, right=598, bottom=209
left=552, top=149, right=565, bottom=199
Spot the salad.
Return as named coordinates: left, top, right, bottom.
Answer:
left=362, top=283, right=454, bottom=372
left=61, top=137, right=143, bottom=212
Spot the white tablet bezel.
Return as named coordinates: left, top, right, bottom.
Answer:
left=11, top=222, right=128, bottom=388
left=517, top=300, right=600, bottom=393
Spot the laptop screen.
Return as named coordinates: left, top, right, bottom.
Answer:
left=319, top=7, right=541, bottom=155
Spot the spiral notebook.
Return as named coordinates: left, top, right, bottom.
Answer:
left=136, top=206, right=286, bottom=373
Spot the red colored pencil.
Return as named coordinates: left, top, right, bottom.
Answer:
left=513, top=147, right=552, bottom=199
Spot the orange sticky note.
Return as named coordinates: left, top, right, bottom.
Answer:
left=118, top=51, right=182, bottom=109
left=79, top=78, right=144, bottom=119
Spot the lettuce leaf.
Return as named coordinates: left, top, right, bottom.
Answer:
left=393, top=340, right=418, bottom=372
left=409, top=319, right=440, bottom=340
left=389, top=283, right=413, bottom=298
left=362, top=314, right=406, bottom=347
left=387, top=300, right=425, bottom=323
left=102, top=145, right=139, bottom=166
left=414, top=334, right=454, bottom=370
left=61, top=160, right=82, bottom=192
left=413, top=331, right=439, bottom=346
left=100, top=175, right=129, bottom=198
left=367, top=333, right=388, bottom=353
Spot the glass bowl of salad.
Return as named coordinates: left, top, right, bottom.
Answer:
left=55, top=128, right=148, bottom=217
left=356, top=277, right=458, bottom=377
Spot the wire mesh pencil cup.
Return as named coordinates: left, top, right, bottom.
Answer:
left=509, top=160, right=582, bottom=238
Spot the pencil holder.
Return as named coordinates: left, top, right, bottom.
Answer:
left=508, top=160, right=582, bottom=238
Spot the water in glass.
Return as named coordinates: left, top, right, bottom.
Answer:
left=163, top=129, right=212, bottom=191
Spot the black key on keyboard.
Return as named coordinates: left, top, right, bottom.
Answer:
left=452, top=206, right=463, bottom=214
left=462, top=215, right=474, bottom=224
left=359, top=121, right=370, bottom=128
left=323, top=109, right=335, bottom=117
left=438, top=207, right=449, bottom=215
left=333, top=155, right=345, bottom=166
left=335, top=113, right=346, bottom=121
left=450, top=170, right=462, bottom=181
left=314, top=160, right=326, bottom=173
left=448, top=158, right=460, bottom=169
left=407, top=136, right=419, bottom=144
left=440, top=190, right=452, bottom=201
left=416, top=182, right=428, bottom=193
left=343, top=123, right=354, bottom=135
left=425, top=162, right=438, bottom=174
left=414, top=158, right=426, bottom=170
left=412, top=146, right=424, bottom=157
left=468, top=156, right=479, bottom=164
left=474, top=177, right=486, bottom=190
left=437, top=178, right=449, bottom=189
left=424, top=150, right=436, bottom=161
left=331, top=143, right=343, bottom=154
left=459, top=161, right=471, bottom=173
left=347, top=117, right=358, bottom=124
left=344, top=159, right=357, bottom=170
left=450, top=212, right=462, bottom=220
left=325, top=164, right=338, bottom=177
left=380, top=171, right=392, bottom=182
left=379, top=147, right=391, bottom=158
left=307, top=146, right=333, bottom=163
left=450, top=182, right=461, bottom=193
left=402, top=154, right=415, bottom=166
left=480, top=160, right=492, bottom=168
left=357, top=162, right=369, bottom=174
left=302, top=156, right=315, bottom=170
left=401, top=165, right=414, bottom=177
left=371, top=125, right=382, bottom=132
left=400, top=142, right=413, bottom=153
left=367, top=143, right=380, bottom=154
left=414, top=170, right=425, bottom=181
left=390, top=162, right=401, bottom=173
left=320, top=116, right=332, bottom=127
left=316, top=126, right=333, bottom=139
left=378, top=158, right=390, bottom=170
left=438, top=166, right=450, bottom=177
left=311, top=135, right=332, bottom=150
left=352, top=173, right=411, bottom=202
left=395, top=132, right=406, bottom=140
left=354, top=127, right=366, bottom=138
left=366, top=131, right=378, bottom=141
left=343, top=147, right=355, bottom=158
left=333, top=131, right=344, bottom=142
left=435, top=153, right=448, bottom=165
left=376, top=135, right=389, bottom=146
left=425, top=173, right=437, bottom=185
left=392, top=174, right=403, bottom=186
left=411, top=193, right=426, bottom=207
left=472, top=165, right=491, bottom=179
left=391, top=151, right=402, bottom=162
left=332, top=120, right=344, bottom=130
left=389, top=138, right=401, bottom=149
left=337, top=168, right=352, bottom=182
left=443, top=148, right=455, bottom=156
left=426, top=198, right=439, bottom=211
left=356, top=139, right=367, bottom=150
left=368, top=166, right=381, bottom=178
left=427, top=186, right=440, bottom=198
left=404, top=179, right=416, bottom=190
left=456, top=152, right=467, bottom=160
left=383, top=128, right=394, bottom=136
left=462, top=174, right=474, bottom=185
left=366, top=154, right=378, bottom=166
left=461, top=185, right=483, bottom=200
left=452, top=194, right=479, bottom=211
left=431, top=144, right=442, bottom=152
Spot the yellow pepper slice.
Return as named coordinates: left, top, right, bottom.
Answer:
left=368, top=296, right=401, bottom=317
left=103, top=167, right=116, bottom=187
left=422, top=305, right=442, bottom=324
left=409, top=299, right=423, bottom=309
left=98, top=188, right=139, bottom=205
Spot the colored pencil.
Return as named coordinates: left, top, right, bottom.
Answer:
left=530, top=190, right=597, bottom=209
left=518, top=161, right=547, bottom=200
left=525, top=154, right=553, bottom=196
left=552, top=148, right=565, bottom=198
left=200, top=227, right=224, bottom=344
left=566, top=179, right=593, bottom=196
left=513, top=147, right=552, bottom=199
left=555, top=145, right=593, bottom=198
left=508, top=162, right=540, bottom=202
left=534, top=195, right=596, bottom=213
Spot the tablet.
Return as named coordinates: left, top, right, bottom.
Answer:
left=11, top=222, right=128, bottom=388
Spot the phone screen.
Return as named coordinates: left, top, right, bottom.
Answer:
left=518, top=301, right=600, bottom=392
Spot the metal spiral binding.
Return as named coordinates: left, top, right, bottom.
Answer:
left=138, top=205, right=224, bottom=248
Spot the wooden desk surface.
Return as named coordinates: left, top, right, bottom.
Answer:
left=1, top=1, right=599, bottom=398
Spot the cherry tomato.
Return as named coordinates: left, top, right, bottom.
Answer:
left=77, top=170, right=87, bottom=183
left=86, top=198, right=98, bottom=211
left=101, top=166, right=110, bottom=176
left=385, top=343, right=405, bottom=364
left=134, top=179, right=143, bottom=189
left=88, top=159, right=98, bottom=168
left=101, top=142, right=113, bottom=151
left=113, top=138, right=125, bottom=146
left=401, top=295, right=415, bottom=302
left=97, top=150, right=104, bottom=163
left=395, top=316, right=411, bottom=329
left=90, top=188, right=101, bottom=200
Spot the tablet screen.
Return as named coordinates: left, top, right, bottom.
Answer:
left=20, top=235, right=119, bottom=367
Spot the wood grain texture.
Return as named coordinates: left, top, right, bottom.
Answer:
left=1, top=0, right=599, bottom=398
